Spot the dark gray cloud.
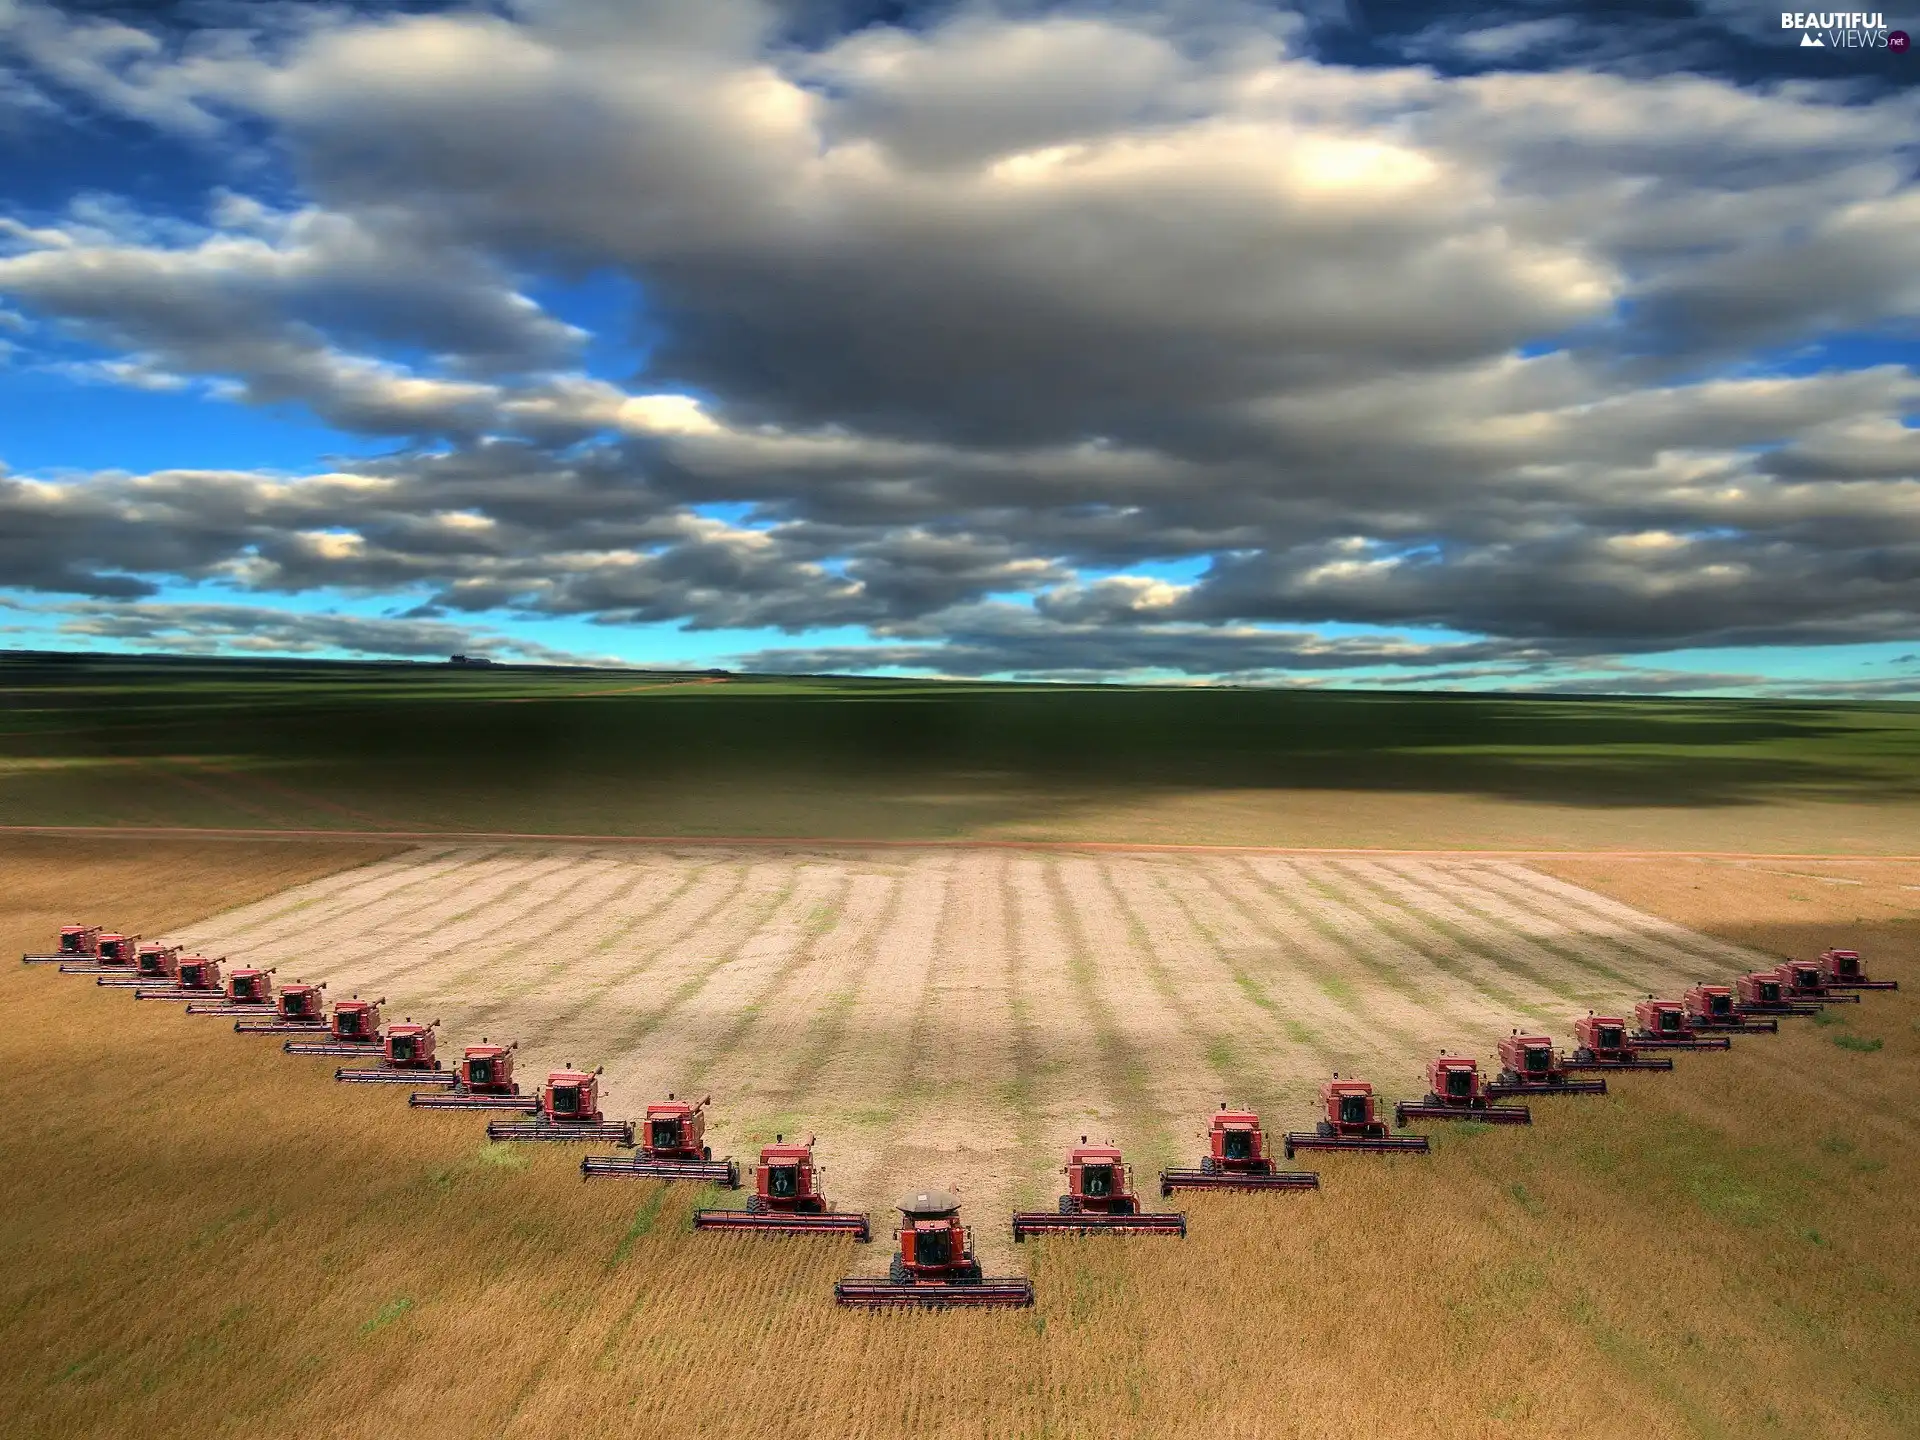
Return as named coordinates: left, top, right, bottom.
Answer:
left=0, top=1, right=1917, bottom=682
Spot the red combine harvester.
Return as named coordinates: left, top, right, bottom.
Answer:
left=1014, top=1140, right=1187, bottom=1237
left=1630, top=999, right=1733, bottom=1051
left=1820, top=947, right=1896, bottom=991
left=99, top=943, right=182, bottom=988
left=1394, top=1054, right=1530, bottom=1126
left=1565, top=1014, right=1673, bottom=1071
left=409, top=1040, right=540, bottom=1111
left=1159, top=1106, right=1320, bottom=1194
left=582, top=1094, right=739, bottom=1184
left=22, top=925, right=102, bottom=964
left=835, top=1191, right=1033, bottom=1308
left=232, top=982, right=328, bottom=1034
left=277, top=994, right=382, bottom=1050
left=1778, top=960, right=1859, bottom=1005
left=59, top=931, right=141, bottom=974
left=1285, top=1078, right=1431, bottom=1158
left=1487, top=1033, right=1609, bottom=1096
left=693, top=1134, right=871, bottom=1238
left=1734, top=970, right=1818, bottom=1018
left=336, top=1018, right=457, bottom=1085
left=488, top=1068, right=633, bottom=1144
left=185, top=967, right=277, bottom=1015
left=135, top=955, right=224, bottom=1001
left=1683, top=982, right=1776, bottom=1033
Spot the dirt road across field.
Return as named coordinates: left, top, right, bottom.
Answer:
left=158, top=844, right=1778, bottom=1268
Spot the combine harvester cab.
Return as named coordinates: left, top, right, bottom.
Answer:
left=1683, top=983, right=1776, bottom=1033
left=59, top=931, right=142, bottom=975
left=1285, top=1078, right=1431, bottom=1158
left=1565, top=1015, right=1673, bottom=1071
left=1779, top=961, right=1859, bottom=1005
left=1630, top=1000, right=1733, bottom=1051
left=1820, top=948, right=1896, bottom=991
left=99, top=943, right=181, bottom=988
left=278, top=994, right=387, bottom=1049
left=1160, top=1106, right=1320, bottom=1194
left=185, top=967, right=278, bottom=1016
left=1395, top=1054, right=1530, bottom=1126
left=1016, top=1140, right=1186, bottom=1237
left=488, top=1068, right=633, bottom=1144
left=1734, top=971, right=1819, bottom=1018
left=1488, top=1034, right=1610, bottom=1096
left=409, top=1040, right=540, bottom=1110
left=23, top=925, right=102, bottom=964
left=135, top=955, right=224, bottom=1001
left=336, top=1018, right=457, bottom=1085
left=234, top=982, right=329, bottom=1035
left=835, top=1192, right=1033, bottom=1308
left=693, top=1134, right=870, bottom=1238
left=582, top=1094, right=738, bottom=1184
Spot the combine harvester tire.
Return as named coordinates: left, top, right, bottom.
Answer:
left=488, top=1118, right=635, bottom=1145
left=581, top=1154, right=740, bottom=1186
left=335, top=1066, right=458, bottom=1085
left=694, top=1208, right=871, bottom=1240
left=834, top=1272, right=1034, bottom=1308
left=1393, top=1101, right=1530, bottom=1126
left=1012, top=1208, right=1186, bottom=1240
left=409, top=1090, right=541, bottom=1111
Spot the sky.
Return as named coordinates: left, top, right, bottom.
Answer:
left=0, top=0, right=1917, bottom=695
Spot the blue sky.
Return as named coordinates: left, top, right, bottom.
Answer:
left=1, top=1, right=1916, bottom=694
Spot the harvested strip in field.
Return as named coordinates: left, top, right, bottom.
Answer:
left=144, top=846, right=1776, bottom=1215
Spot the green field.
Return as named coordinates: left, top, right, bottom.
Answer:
left=3, top=652, right=1919, bottom=851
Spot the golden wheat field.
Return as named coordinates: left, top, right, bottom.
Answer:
left=2, top=835, right=1916, bottom=1439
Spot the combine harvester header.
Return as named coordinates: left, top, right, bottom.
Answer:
left=694, top=1134, right=869, bottom=1238
left=1016, top=1140, right=1186, bottom=1237
left=1285, top=1078, right=1431, bottom=1157
left=1565, top=1014, right=1674, bottom=1071
left=336, top=1018, right=457, bottom=1085
left=835, top=1192, right=1033, bottom=1308
left=409, top=1040, right=540, bottom=1111
left=22, top=925, right=102, bottom=964
left=582, top=1094, right=738, bottom=1185
left=1395, top=1054, right=1530, bottom=1127
left=488, top=1068, right=633, bottom=1144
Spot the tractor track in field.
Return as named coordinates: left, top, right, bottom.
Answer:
left=154, top=843, right=1783, bottom=1219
